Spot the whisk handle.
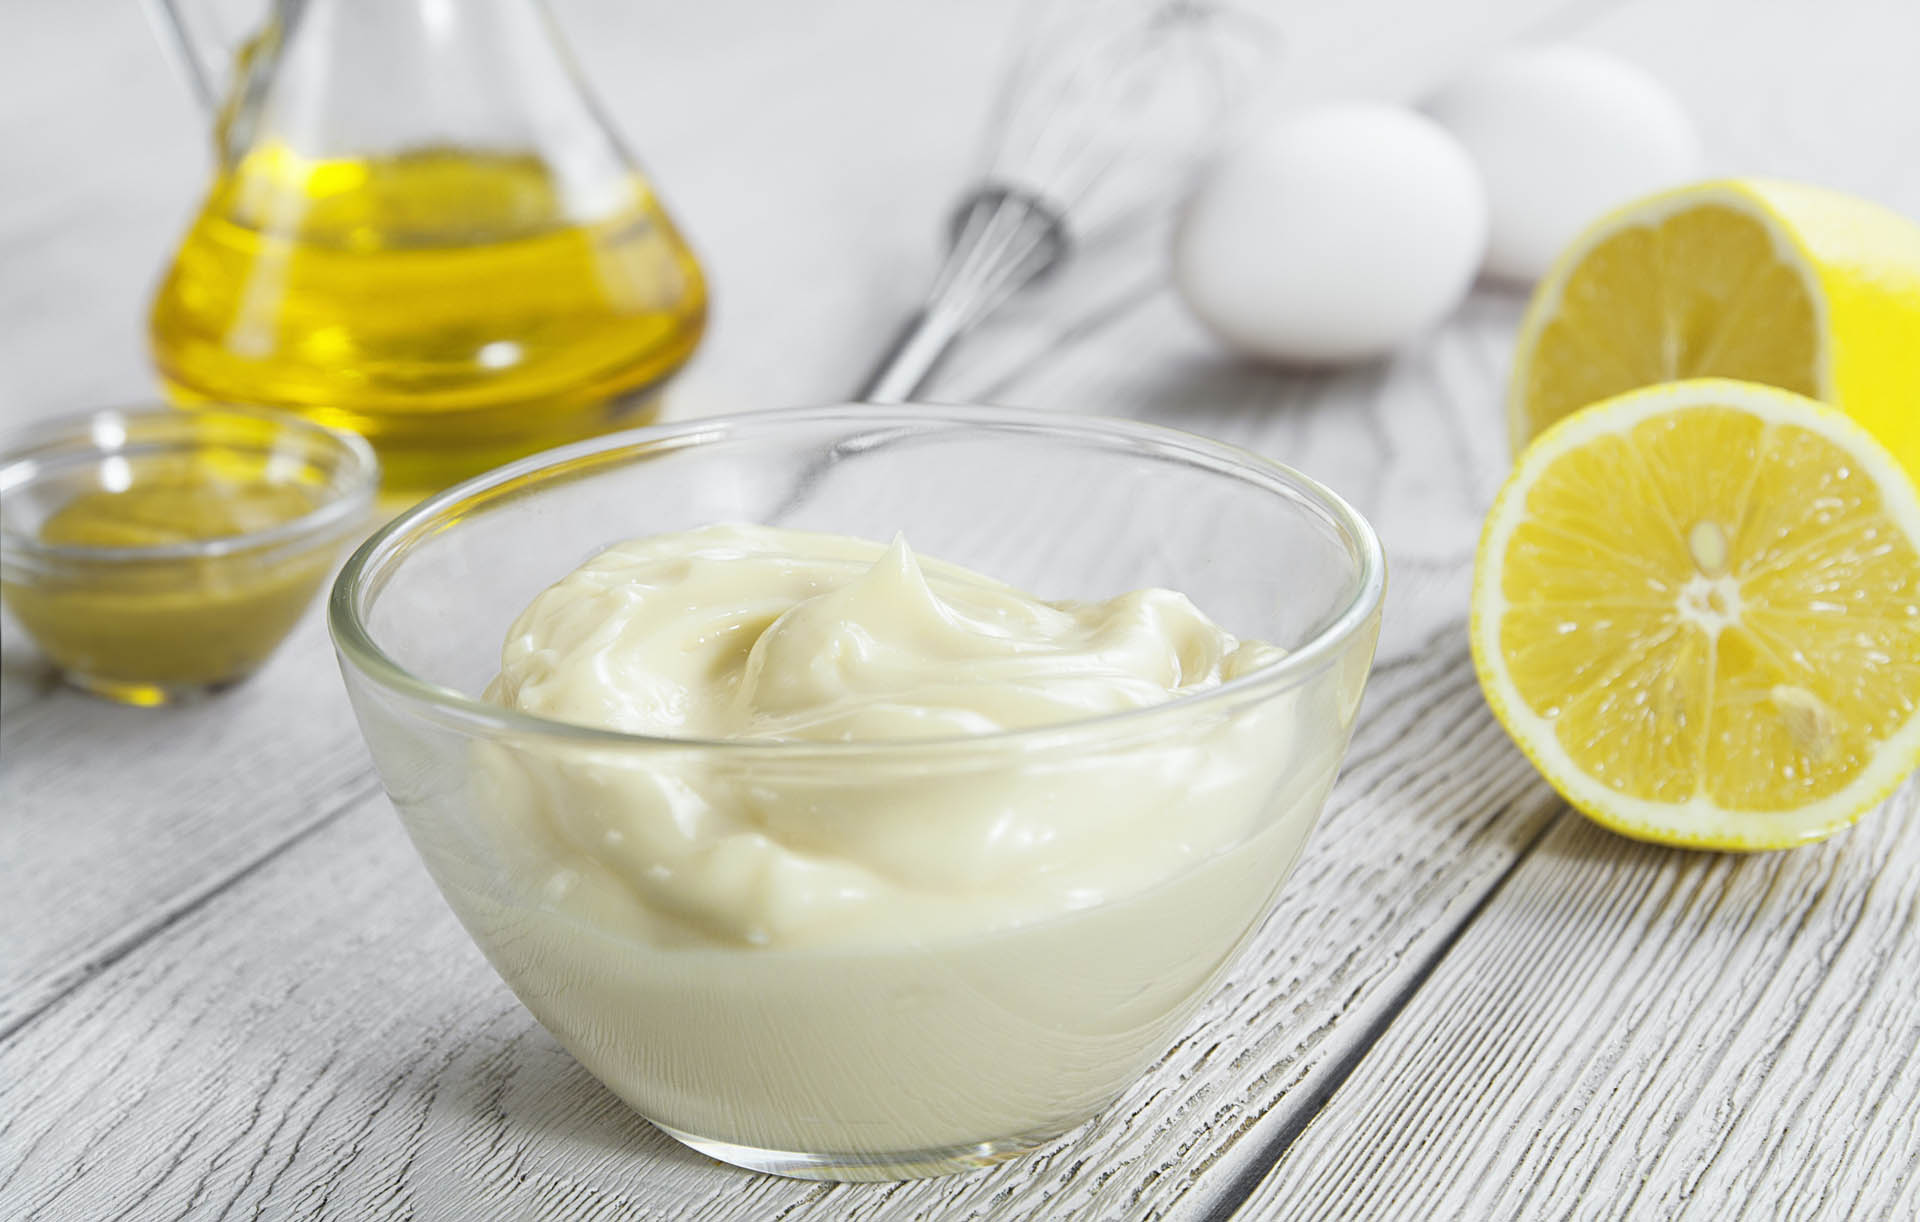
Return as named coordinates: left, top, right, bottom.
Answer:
left=856, top=186, right=1068, bottom=404
left=856, top=307, right=970, bottom=404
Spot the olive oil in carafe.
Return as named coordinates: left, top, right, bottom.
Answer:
left=150, top=147, right=708, bottom=492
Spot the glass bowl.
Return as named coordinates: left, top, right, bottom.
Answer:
left=0, top=405, right=377, bottom=705
left=329, top=404, right=1385, bottom=1181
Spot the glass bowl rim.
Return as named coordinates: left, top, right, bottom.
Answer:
left=0, top=404, right=380, bottom=564
left=329, top=402, right=1387, bottom=754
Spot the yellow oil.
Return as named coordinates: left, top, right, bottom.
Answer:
left=150, top=147, right=708, bottom=493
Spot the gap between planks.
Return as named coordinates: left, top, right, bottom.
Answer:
left=1192, top=803, right=1567, bottom=1222
left=0, top=610, right=383, bottom=1037
left=1236, top=777, right=1920, bottom=1221
left=0, top=772, right=381, bottom=1043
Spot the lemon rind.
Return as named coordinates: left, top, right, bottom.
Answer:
left=1472, top=378, right=1920, bottom=851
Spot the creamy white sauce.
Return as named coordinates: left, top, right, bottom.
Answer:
left=491, top=523, right=1279, bottom=744
left=437, top=524, right=1346, bottom=1157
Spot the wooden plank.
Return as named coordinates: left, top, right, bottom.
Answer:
left=950, top=287, right=1528, bottom=666
left=1237, top=780, right=1920, bottom=1221
left=1224, top=2, right=1920, bottom=1210
left=0, top=614, right=381, bottom=1035
left=1579, top=0, right=1920, bottom=208
left=0, top=626, right=1568, bottom=1221
left=0, top=2, right=202, bottom=420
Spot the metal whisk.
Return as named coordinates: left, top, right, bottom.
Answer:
left=856, top=0, right=1276, bottom=403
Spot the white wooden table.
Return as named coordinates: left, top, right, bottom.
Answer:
left=6, top=1, right=1920, bottom=1218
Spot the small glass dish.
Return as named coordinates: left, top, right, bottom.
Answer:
left=0, top=405, right=377, bottom=706
left=331, top=404, right=1384, bottom=1181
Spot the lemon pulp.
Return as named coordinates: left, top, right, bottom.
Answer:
left=1473, top=379, right=1920, bottom=849
left=1508, top=180, right=1920, bottom=483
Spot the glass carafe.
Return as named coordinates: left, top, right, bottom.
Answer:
left=147, top=0, right=708, bottom=493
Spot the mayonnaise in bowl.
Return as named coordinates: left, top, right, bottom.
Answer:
left=413, top=525, right=1345, bottom=1176
left=330, top=406, right=1385, bottom=1183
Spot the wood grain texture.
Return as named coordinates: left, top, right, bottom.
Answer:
left=1221, top=1, right=1920, bottom=1207
left=0, top=615, right=378, bottom=1035
left=0, top=630, right=1565, bottom=1221
left=951, top=287, right=1526, bottom=665
left=1238, top=780, right=1920, bottom=1222
left=9, top=0, right=1920, bottom=1217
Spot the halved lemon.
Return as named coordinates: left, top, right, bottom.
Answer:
left=1472, top=378, right=1920, bottom=850
left=1508, top=179, right=1920, bottom=483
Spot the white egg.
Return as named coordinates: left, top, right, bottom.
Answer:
left=1173, top=103, right=1487, bottom=366
left=1425, top=44, right=1700, bottom=282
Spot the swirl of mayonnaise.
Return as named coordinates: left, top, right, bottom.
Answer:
left=482, top=523, right=1291, bottom=948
